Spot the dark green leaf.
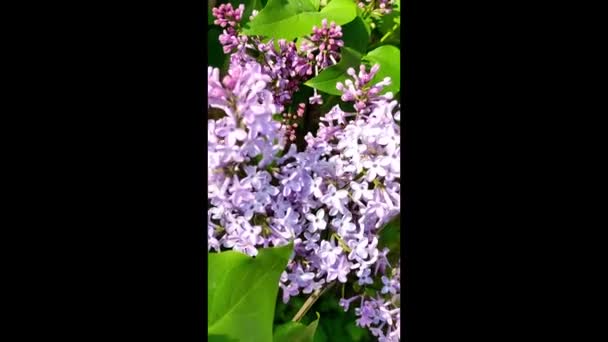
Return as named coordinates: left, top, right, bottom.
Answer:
left=313, top=324, right=328, bottom=342
left=244, top=0, right=357, bottom=41
left=362, top=45, right=400, bottom=94
left=304, top=47, right=362, bottom=95
left=341, top=16, right=370, bottom=54
left=378, top=214, right=400, bottom=265
left=208, top=244, right=293, bottom=342
left=346, top=323, right=367, bottom=342
left=273, top=312, right=320, bottom=342
left=208, top=28, right=227, bottom=68
left=209, top=7, right=215, bottom=26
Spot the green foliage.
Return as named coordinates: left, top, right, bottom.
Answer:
left=379, top=214, right=401, bottom=266
left=244, top=0, right=357, bottom=41
left=362, top=45, right=401, bottom=94
left=208, top=244, right=293, bottom=342
left=273, top=312, right=321, bottom=342
left=273, top=288, right=372, bottom=342
left=304, top=47, right=362, bottom=95
left=208, top=27, right=227, bottom=69
left=342, top=16, right=371, bottom=54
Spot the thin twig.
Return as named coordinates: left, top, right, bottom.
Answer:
left=292, top=282, right=336, bottom=322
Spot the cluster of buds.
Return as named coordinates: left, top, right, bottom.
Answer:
left=212, top=3, right=246, bottom=53
left=336, top=64, right=393, bottom=115
left=300, top=19, right=344, bottom=105
left=301, top=19, right=344, bottom=69
left=258, top=40, right=311, bottom=107
left=279, top=103, right=306, bottom=142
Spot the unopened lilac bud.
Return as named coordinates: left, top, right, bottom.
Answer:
left=370, top=64, right=381, bottom=75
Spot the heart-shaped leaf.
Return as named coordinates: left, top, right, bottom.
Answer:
left=208, top=243, right=293, bottom=342
left=244, top=0, right=357, bottom=41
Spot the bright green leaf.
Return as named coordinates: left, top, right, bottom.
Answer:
left=274, top=312, right=321, bottom=342
left=208, top=244, right=293, bottom=342
left=362, top=45, right=401, bottom=94
left=304, top=47, right=362, bottom=95
left=245, top=0, right=357, bottom=41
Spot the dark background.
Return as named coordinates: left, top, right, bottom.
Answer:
left=4, top=0, right=595, bottom=341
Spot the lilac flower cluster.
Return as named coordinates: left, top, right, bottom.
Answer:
left=208, top=59, right=400, bottom=340
left=208, top=60, right=285, bottom=255
left=209, top=4, right=400, bottom=339
left=340, top=263, right=400, bottom=341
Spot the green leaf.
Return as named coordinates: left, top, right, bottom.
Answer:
left=208, top=7, right=215, bottom=26
left=208, top=28, right=227, bottom=68
left=378, top=214, right=400, bottom=265
left=274, top=312, right=321, bottom=342
left=346, top=323, right=367, bottom=342
left=362, top=45, right=401, bottom=94
left=341, top=16, right=370, bottom=54
left=208, top=335, right=239, bottom=342
left=208, top=244, right=293, bottom=342
left=304, top=47, right=362, bottom=95
left=377, top=10, right=400, bottom=36
left=245, top=0, right=357, bottom=41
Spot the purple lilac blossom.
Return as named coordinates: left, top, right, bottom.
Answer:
left=208, top=6, right=401, bottom=339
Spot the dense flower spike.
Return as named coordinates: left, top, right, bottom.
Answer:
left=209, top=60, right=400, bottom=300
